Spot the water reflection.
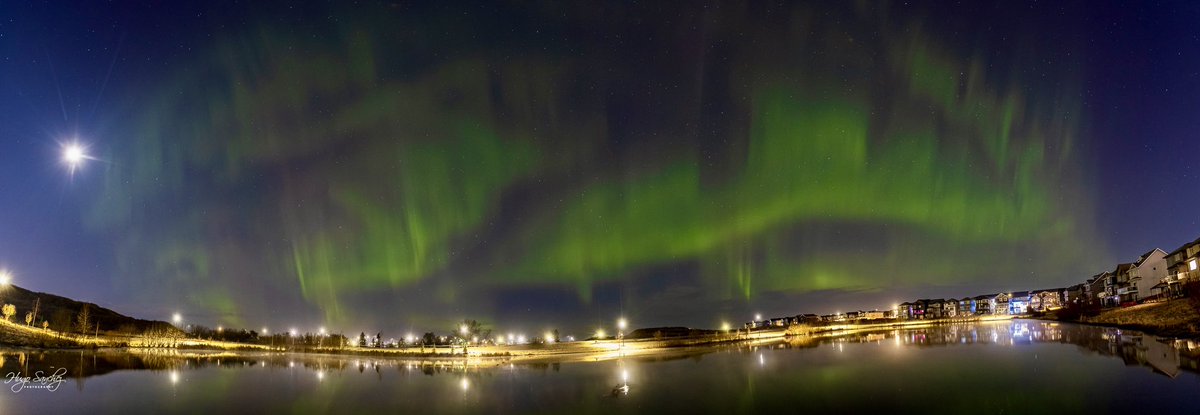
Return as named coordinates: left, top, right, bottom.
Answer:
left=776, top=321, right=1197, bottom=379
left=4, top=321, right=1200, bottom=412
left=3, top=322, right=1196, bottom=383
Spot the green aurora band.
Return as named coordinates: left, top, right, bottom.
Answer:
left=86, top=3, right=1099, bottom=326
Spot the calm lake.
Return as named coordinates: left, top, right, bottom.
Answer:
left=3, top=320, right=1199, bottom=413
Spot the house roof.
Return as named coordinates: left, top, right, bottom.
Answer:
left=1113, top=262, right=1135, bottom=275
left=1166, top=236, right=1200, bottom=257
left=1134, top=248, right=1167, bottom=266
left=974, top=294, right=998, bottom=300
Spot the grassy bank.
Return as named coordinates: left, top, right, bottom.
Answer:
left=1052, top=299, right=1200, bottom=338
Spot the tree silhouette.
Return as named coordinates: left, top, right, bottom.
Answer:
left=75, top=305, right=92, bottom=334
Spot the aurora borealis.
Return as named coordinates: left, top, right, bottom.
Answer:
left=2, top=1, right=1199, bottom=334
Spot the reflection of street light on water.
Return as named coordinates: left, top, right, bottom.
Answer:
left=611, top=362, right=630, bottom=396
left=169, top=370, right=180, bottom=385
left=460, top=377, right=470, bottom=392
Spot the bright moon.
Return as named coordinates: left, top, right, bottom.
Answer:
left=63, top=144, right=86, bottom=165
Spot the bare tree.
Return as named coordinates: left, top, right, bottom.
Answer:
left=24, top=311, right=32, bottom=326
left=30, top=298, right=39, bottom=327
left=75, top=305, right=92, bottom=334
left=1, top=304, right=14, bottom=321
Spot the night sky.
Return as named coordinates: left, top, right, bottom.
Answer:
left=1, top=1, right=1198, bottom=337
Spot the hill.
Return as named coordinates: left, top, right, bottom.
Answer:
left=0, top=284, right=170, bottom=335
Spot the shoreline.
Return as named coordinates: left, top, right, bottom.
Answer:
left=11, top=309, right=1198, bottom=363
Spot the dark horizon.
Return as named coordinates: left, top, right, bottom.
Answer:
left=1, top=1, right=1199, bottom=337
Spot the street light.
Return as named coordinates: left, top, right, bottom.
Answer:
left=0, top=270, right=11, bottom=286
left=172, top=313, right=182, bottom=325
left=617, top=317, right=628, bottom=350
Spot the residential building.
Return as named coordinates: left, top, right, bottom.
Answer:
left=1128, top=248, right=1168, bottom=302
left=1065, top=284, right=1086, bottom=307
left=1030, top=289, right=1064, bottom=312
left=1008, top=292, right=1030, bottom=314
left=899, top=302, right=915, bottom=320
left=1112, top=262, right=1136, bottom=304
left=943, top=299, right=958, bottom=318
left=927, top=299, right=945, bottom=319
left=912, top=300, right=930, bottom=319
left=1085, top=272, right=1110, bottom=307
left=994, top=293, right=1011, bottom=315
left=957, top=298, right=973, bottom=316
left=1163, top=237, right=1200, bottom=297
left=974, top=294, right=996, bottom=315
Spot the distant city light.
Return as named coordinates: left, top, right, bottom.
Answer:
left=721, top=322, right=731, bottom=332
left=544, top=331, right=555, bottom=343
left=595, top=329, right=605, bottom=338
left=460, top=324, right=469, bottom=335
left=517, top=335, right=526, bottom=344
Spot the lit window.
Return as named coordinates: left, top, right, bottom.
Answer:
left=1190, top=259, right=1198, bottom=271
